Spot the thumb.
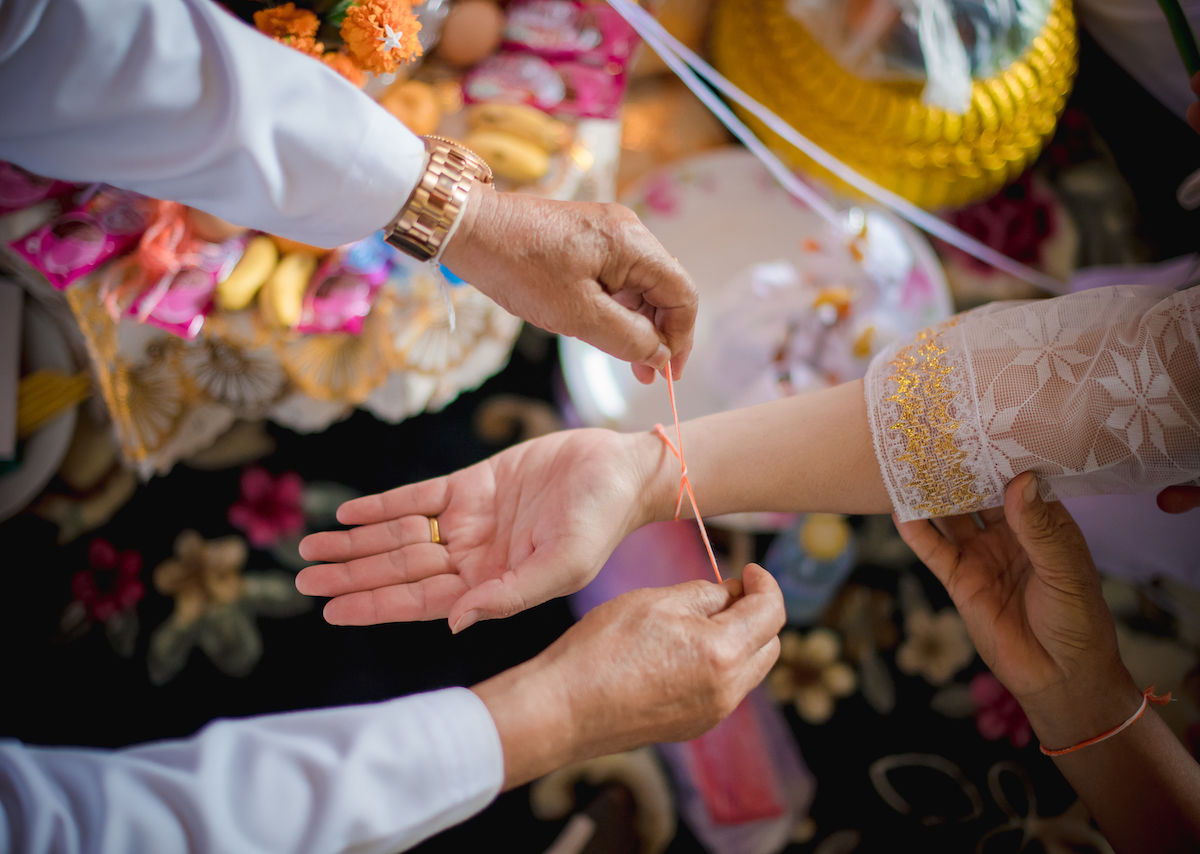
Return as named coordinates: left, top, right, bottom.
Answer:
left=1003, top=472, right=1092, bottom=590
left=664, top=577, right=739, bottom=618
left=712, top=564, right=786, bottom=651
left=447, top=551, right=590, bottom=633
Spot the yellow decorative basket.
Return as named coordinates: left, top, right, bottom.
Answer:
left=710, top=0, right=1078, bottom=210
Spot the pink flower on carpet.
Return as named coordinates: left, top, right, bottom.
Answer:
left=228, top=467, right=305, bottom=548
left=971, top=672, right=1031, bottom=748
left=71, top=538, right=145, bottom=622
left=642, top=173, right=680, bottom=215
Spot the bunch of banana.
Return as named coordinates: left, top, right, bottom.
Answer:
left=258, top=252, right=317, bottom=329
left=216, top=235, right=278, bottom=311
left=463, top=103, right=570, bottom=185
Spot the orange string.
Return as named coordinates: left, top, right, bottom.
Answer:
left=1039, top=686, right=1172, bottom=756
left=653, top=364, right=722, bottom=583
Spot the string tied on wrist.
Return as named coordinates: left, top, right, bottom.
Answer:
left=1039, top=686, right=1172, bottom=757
left=653, top=363, right=721, bottom=583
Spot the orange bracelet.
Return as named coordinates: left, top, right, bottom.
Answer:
left=653, top=364, right=722, bottom=583
left=1039, top=686, right=1172, bottom=757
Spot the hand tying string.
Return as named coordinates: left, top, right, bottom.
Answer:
left=653, top=364, right=722, bottom=582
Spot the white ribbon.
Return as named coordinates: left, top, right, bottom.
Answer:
left=607, top=0, right=1068, bottom=295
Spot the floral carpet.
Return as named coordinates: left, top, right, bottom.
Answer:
left=2, top=32, right=1199, bottom=854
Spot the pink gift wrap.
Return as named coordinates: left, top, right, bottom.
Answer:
left=572, top=521, right=816, bottom=854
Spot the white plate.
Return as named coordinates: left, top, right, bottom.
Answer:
left=559, top=148, right=953, bottom=529
left=0, top=292, right=79, bottom=522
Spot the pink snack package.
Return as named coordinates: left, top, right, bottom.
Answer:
left=10, top=187, right=152, bottom=290
left=504, top=0, right=639, bottom=66
left=294, top=241, right=387, bottom=335
left=463, top=53, right=627, bottom=118
left=464, top=53, right=565, bottom=111
left=128, top=238, right=244, bottom=339
left=0, top=162, right=76, bottom=215
left=571, top=521, right=816, bottom=852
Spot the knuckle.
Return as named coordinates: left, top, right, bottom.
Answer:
left=604, top=202, right=638, bottom=224
left=704, top=639, right=737, bottom=675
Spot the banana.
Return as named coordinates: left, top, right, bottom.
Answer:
left=463, top=130, right=551, bottom=184
left=216, top=235, right=278, bottom=311
left=260, top=251, right=316, bottom=328
left=465, top=103, right=568, bottom=152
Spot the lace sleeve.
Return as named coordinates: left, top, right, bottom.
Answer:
left=864, top=285, right=1200, bottom=521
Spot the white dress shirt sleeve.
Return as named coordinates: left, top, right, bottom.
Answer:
left=0, top=0, right=426, bottom=247
left=0, top=687, right=505, bottom=854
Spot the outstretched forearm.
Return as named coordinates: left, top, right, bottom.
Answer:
left=631, top=378, right=891, bottom=523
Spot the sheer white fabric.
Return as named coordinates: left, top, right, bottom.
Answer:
left=865, top=285, right=1200, bottom=521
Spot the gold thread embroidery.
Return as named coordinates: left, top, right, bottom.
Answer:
left=885, top=317, right=984, bottom=516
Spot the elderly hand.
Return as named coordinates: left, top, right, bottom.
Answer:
left=441, top=185, right=697, bottom=384
left=472, top=564, right=785, bottom=789
left=297, top=429, right=655, bottom=632
left=894, top=473, right=1139, bottom=750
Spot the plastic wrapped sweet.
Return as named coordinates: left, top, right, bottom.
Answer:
left=786, top=0, right=1053, bottom=113
left=463, top=51, right=628, bottom=118
left=504, top=0, right=639, bottom=65
left=464, top=0, right=638, bottom=119
left=10, top=187, right=153, bottom=290
left=294, top=236, right=390, bottom=335
left=127, top=237, right=245, bottom=339
left=0, top=163, right=75, bottom=215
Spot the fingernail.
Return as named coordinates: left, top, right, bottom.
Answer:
left=1022, top=476, right=1038, bottom=505
left=451, top=611, right=480, bottom=634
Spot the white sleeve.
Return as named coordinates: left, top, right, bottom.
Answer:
left=0, top=0, right=426, bottom=248
left=0, top=687, right=505, bottom=854
left=864, top=285, right=1200, bottom=521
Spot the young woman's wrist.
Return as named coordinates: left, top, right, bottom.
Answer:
left=626, top=428, right=685, bottom=526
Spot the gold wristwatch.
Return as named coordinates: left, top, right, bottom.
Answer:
left=384, top=135, right=494, bottom=262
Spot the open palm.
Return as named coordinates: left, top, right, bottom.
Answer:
left=895, top=474, right=1119, bottom=702
left=297, top=429, right=648, bottom=632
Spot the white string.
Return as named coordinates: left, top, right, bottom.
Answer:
left=622, top=14, right=841, bottom=227
left=607, top=0, right=1068, bottom=295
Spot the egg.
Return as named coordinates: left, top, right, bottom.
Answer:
left=438, top=0, right=505, bottom=67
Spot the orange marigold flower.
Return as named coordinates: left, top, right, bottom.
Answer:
left=323, top=52, right=366, bottom=88
left=275, top=33, right=326, bottom=59
left=341, top=0, right=423, bottom=74
left=254, top=2, right=320, bottom=40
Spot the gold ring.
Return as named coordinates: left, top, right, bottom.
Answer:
left=429, top=516, right=441, bottom=545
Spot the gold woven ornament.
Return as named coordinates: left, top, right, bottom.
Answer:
left=711, top=0, right=1078, bottom=210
